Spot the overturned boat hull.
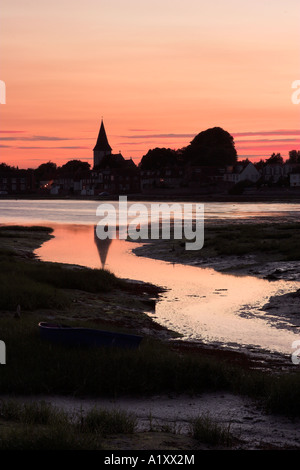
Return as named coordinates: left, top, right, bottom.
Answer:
left=38, top=322, right=143, bottom=349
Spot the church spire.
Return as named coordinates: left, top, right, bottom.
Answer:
left=93, top=119, right=112, bottom=153
left=93, top=119, right=112, bottom=168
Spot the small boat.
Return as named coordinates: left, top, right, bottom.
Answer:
left=38, top=322, right=143, bottom=349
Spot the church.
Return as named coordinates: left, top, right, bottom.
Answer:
left=93, top=119, right=113, bottom=168
left=92, top=119, right=140, bottom=195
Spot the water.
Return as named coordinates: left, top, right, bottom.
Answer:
left=0, top=199, right=300, bottom=226
left=1, top=199, right=300, bottom=358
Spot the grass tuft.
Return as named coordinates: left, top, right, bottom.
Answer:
left=80, top=407, right=137, bottom=435
left=0, top=399, right=138, bottom=450
left=190, top=412, right=234, bottom=447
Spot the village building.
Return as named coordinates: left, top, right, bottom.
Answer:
left=290, top=173, right=300, bottom=187
left=0, top=167, right=35, bottom=195
left=289, top=170, right=300, bottom=187
left=92, top=119, right=140, bottom=195
left=140, top=166, right=184, bottom=191
left=223, top=161, right=261, bottom=184
left=261, top=162, right=284, bottom=183
left=185, top=164, right=225, bottom=186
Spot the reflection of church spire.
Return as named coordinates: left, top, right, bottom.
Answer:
left=94, top=225, right=112, bottom=269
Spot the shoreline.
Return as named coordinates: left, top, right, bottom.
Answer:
left=131, top=218, right=300, bottom=282
left=2, top=220, right=300, bottom=368
left=1, top=223, right=300, bottom=450
left=1, top=189, right=300, bottom=205
left=129, top=220, right=300, bottom=369
left=133, top=239, right=300, bottom=282
left=2, top=220, right=299, bottom=369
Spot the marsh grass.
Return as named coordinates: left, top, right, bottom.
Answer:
left=80, top=407, right=137, bottom=435
left=1, top=225, right=300, bottom=419
left=0, top=258, right=123, bottom=311
left=0, top=400, right=236, bottom=450
left=0, top=269, right=70, bottom=310
left=0, top=224, right=124, bottom=311
left=0, top=225, right=53, bottom=255
left=0, top=400, right=99, bottom=450
left=0, top=400, right=68, bottom=426
left=0, top=399, right=136, bottom=450
left=190, top=412, right=233, bottom=447
left=0, top=315, right=239, bottom=396
left=263, top=373, right=300, bottom=416
left=0, top=225, right=52, bottom=233
left=1, top=313, right=299, bottom=417
left=208, top=223, right=300, bottom=260
left=0, top=426, right=102, bottom=450
left=176, top=222, right=300, bottom=261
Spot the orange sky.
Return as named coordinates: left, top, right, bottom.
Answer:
left=0, top=0, right=299, bottom=168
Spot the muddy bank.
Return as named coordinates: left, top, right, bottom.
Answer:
left=131, top=220, right=300, bottom=280
left=132, top=241, right=300, bottom=283
left=129, top=222, right=300, bottom=369
left=263, top=289, right=300, bottom=325
left=5, top=392, right=300, bottom=450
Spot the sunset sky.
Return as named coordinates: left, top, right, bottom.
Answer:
left=1, top=0, right=299, bottom=168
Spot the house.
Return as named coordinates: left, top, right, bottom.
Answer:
left=93, top=155, right=140, bottom=194
left=185, top=165, right=225, bottom=187
left=262, top=163, right=283, bottom=183
left=0, top=167, right=35, bottom=194
left=290, top=169, right=300, bottom=187
left=284, top=162, right=300, bottom=177
left=140, top=166, right=184, bottom=191
left=223, top=161, right=260, bottom=184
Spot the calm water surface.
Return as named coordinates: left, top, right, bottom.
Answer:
left=1, top=199, right=300, bottom=357
left=0, top=199, right=299, bottom=225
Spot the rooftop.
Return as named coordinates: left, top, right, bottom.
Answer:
left=93, top=119, right=112, bottom=152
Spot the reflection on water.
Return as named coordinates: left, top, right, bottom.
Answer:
left=1, top=199, right=299, bottom=357
left=0, top=199, right=300, bottom=226
left=93, top=226, right=112, bottom=268
left=35, top=223, right=300, bottom=357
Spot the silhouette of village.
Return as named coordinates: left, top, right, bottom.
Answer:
left=1, top=119, right=300, bottom=198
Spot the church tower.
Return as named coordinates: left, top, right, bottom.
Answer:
left=93, top=119, right=112, bottom=168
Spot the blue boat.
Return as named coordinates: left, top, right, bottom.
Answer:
left=38, top=322, right=143, bottom=349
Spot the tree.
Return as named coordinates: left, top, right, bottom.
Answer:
left=0, top=163, right=16, bottom=171
left=254, top=159, right=265, bottom=171
left=59, top=160, right=90, bottom=175
left=34, top=162, right=57, bottom=181
left=140, top=148, right=179, bottom=170
left=266, top=153, right=283, bottom=165
left=288, top=150, right=300, bottom=164
left=182, top=127, right=237, bottom=166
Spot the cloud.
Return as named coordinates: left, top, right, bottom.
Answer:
left=237, top=144, right=299, bottom=150
left=116, top=141, right=156, bottom=146
left=0, top=135, right=73, bottom=141
left=128, top=129, right=158, bottom=132
left=233, top=129, right=300, bottom=137
left=122, top=134, right=196, bottom=139
left=235, top=138, right=300, bottom=143
left=16, top=146, right=89, bottom=149
left=122, top=129, right=300, bottom=141
left=0, top=130, right=26, bottom=134
left=122, top=133, right=195, bottom=139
